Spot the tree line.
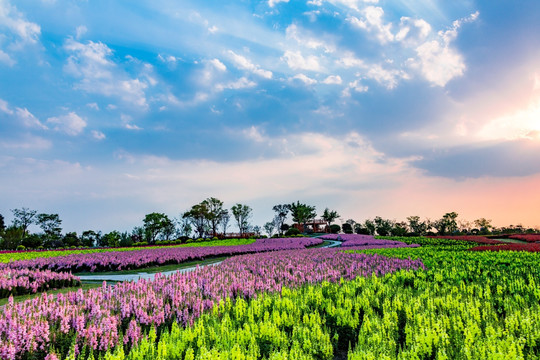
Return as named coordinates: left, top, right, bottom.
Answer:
left=0, top=202, right=537, bottom=250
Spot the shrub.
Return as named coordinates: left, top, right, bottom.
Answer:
left=285, top=228, right=301, bottom=236
left=329, top=224, right=341, bottom=234
left=16, top=245, right=26, bottom=251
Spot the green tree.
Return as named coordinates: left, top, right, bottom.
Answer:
left=321, top=208, right=340, bottom=232
left=101, top=231, right=121, bottom=247
left=264, top=219, right=276, bottom=237
left=374, top=216, right=394, bottom=236
left=183, top=204, right=209, bottom=238
left=202, top=197, right=226, bottom=237
left=342, top=223, right=353, bottom=234
left=407, top=216, right=430, bottom=236
left=220, top=211, right=230, bottom=237
left=474, top=218, right=493, bottom=235
left=231, top=203, right=252, bottom=236
left=363, top=219, right=376, bottom=235
left=272, top=204, right=290, bottom=236
left=143, top=212, right=173, bottom=243
left=36, top=213, right=62, bottom=247
left=1, top=226, right=24, bottom=250
left=22, top=233, right=43, bottom=249
left=81, top=230, right=100, bottom=247
left=0, top=213, right=5, bottom=233
left=329, top=224, right=341, bottom=234
left=63, top=232, right=80, bottom=247
left=11, top=207, right=37, bottom=238
left=433, top=212, right=459, bottom=235
left=289, top=201, right=316, bottom=233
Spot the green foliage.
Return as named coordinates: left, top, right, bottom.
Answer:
left=105, top=247, right=540, bottom=359
left=285, top=228, right=301, bottom=236
left=329, top=224, right=341, bottom=234
left=342, top=223, right=353, bottom=234
left=289, top=201, right=316, bottom=230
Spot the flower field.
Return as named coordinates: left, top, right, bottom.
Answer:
left=320, top=234, right=420, bottom=249
left=0, top=238, right=322, bottom=273
left=427, top=235, right=503, bottom=245
left=470, top=243, right=540, bottom=252
left=0, top=239, right=257, bottom=264
left=0, top=269, right=80, bottom=298
left=0, top=248, right=423, bottom=359
left=2, top=235, right=540, bottom=359
left=508, top=234, right=540, bottom=243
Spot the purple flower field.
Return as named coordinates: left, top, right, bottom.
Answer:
left=0, top=248, right=425, bottom=359
left=0, top=269, right=80, bottom=298
left=0, top=237, right=322, bottom=273
left=320, top=233, right=420, bottom=249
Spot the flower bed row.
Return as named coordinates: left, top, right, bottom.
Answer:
left=508, top=234, right=540, bottom=243
left=320, top=234, right=420, bottom=249
left=427, top=235, right=503, bottom=244
left=0, top=248, right=425, bottom=359
left=0, top=268, right=81, bottom=298
left=469, top=243, right=540, bottom=252
left=0, top=238, right=322, bottom=273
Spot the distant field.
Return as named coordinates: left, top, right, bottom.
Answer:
left=0, top=238, right=256, bottom=263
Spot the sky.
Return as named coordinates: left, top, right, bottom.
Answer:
left=1, top=0, right=540, bottom=234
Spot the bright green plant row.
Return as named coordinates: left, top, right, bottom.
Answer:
left=375, top=236, right=477, bottom=248
left=0, top=239, right=256, bottom=264
left=93, top=247, right=540, bottom=360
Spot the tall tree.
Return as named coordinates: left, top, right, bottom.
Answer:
left=321, top=208, right=340, bottom=232
left=272, top=204, right=290, bottom=236
left=474, top=218, right=493, bottom=234
left=143, top=212, right=173, bottom=243
left=11, top=207, right=37, bottom=238
left=289, top=201, right=316, bottom=232
left=202, top=197, right=226, bottom=237
left=36, top=213, right=63, bottom=248
left=374, top=216, right=394, bottom=236
left=36, top=213, right=62, bottom=237
left=407, top=216, right=430, bottom=236
left=231, top=203, right=252, bottom=236
left=220, top=210, right=230, bottom=236
left=183, top=203, right=209, bottom=238
left=0, top=213, right=5, bottom=233
left=264, top=219, right=276, bottom=237
left=433, top=212, right=459, bottom=235
left=363, top=219, right=376, bottom=235
left=81, top=230, right=101, bottom=247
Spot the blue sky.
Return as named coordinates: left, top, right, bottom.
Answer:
left=1, top=0, right=540, bottom=233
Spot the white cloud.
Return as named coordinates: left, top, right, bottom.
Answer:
left=46, top=112, right=87, bottom=136
left=0, top=0, right=41, bottom=65
left=215, top=77, right=256, bottom=92
left=0, top=134, right=51, bottom=150
left=322, top=75, right=342, bottom=84
left=412, top=40, right=465, bottom=87
left=0, top=0, right=41, bottom=44
left=348, top=6, right=393, bottom=44
left=282, top=50, right=322, bottom=72
left=0, top=49, right=15, bottom=66
left=75, top=25, right=87, bottom=40
left=268, top=0, right=289, bottom=7
left=208, top=25, right=219, bottom=34
left=0, top=98, right=13, bottom=114
left=91, top=130, right=106, bottom=140
left=336, top=53, right=365, bottom=68
left=366, top=64, right=409, bottom=89
left=227, top=51, right=272, bottom=79
left=395, top=17, right=431, bottom=45
left=86, top=102, right=99, bottom=110
left=64, top=39, right=151, bottom=109
left=286, top=24, right=335, bottom=53
left=409, top=11, right=478, bottom=87
left=16, top=107, right=47, bottom=130
left=292, top=73, right=317, bottom=85
left=209, top=58, right=227, bottom=72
